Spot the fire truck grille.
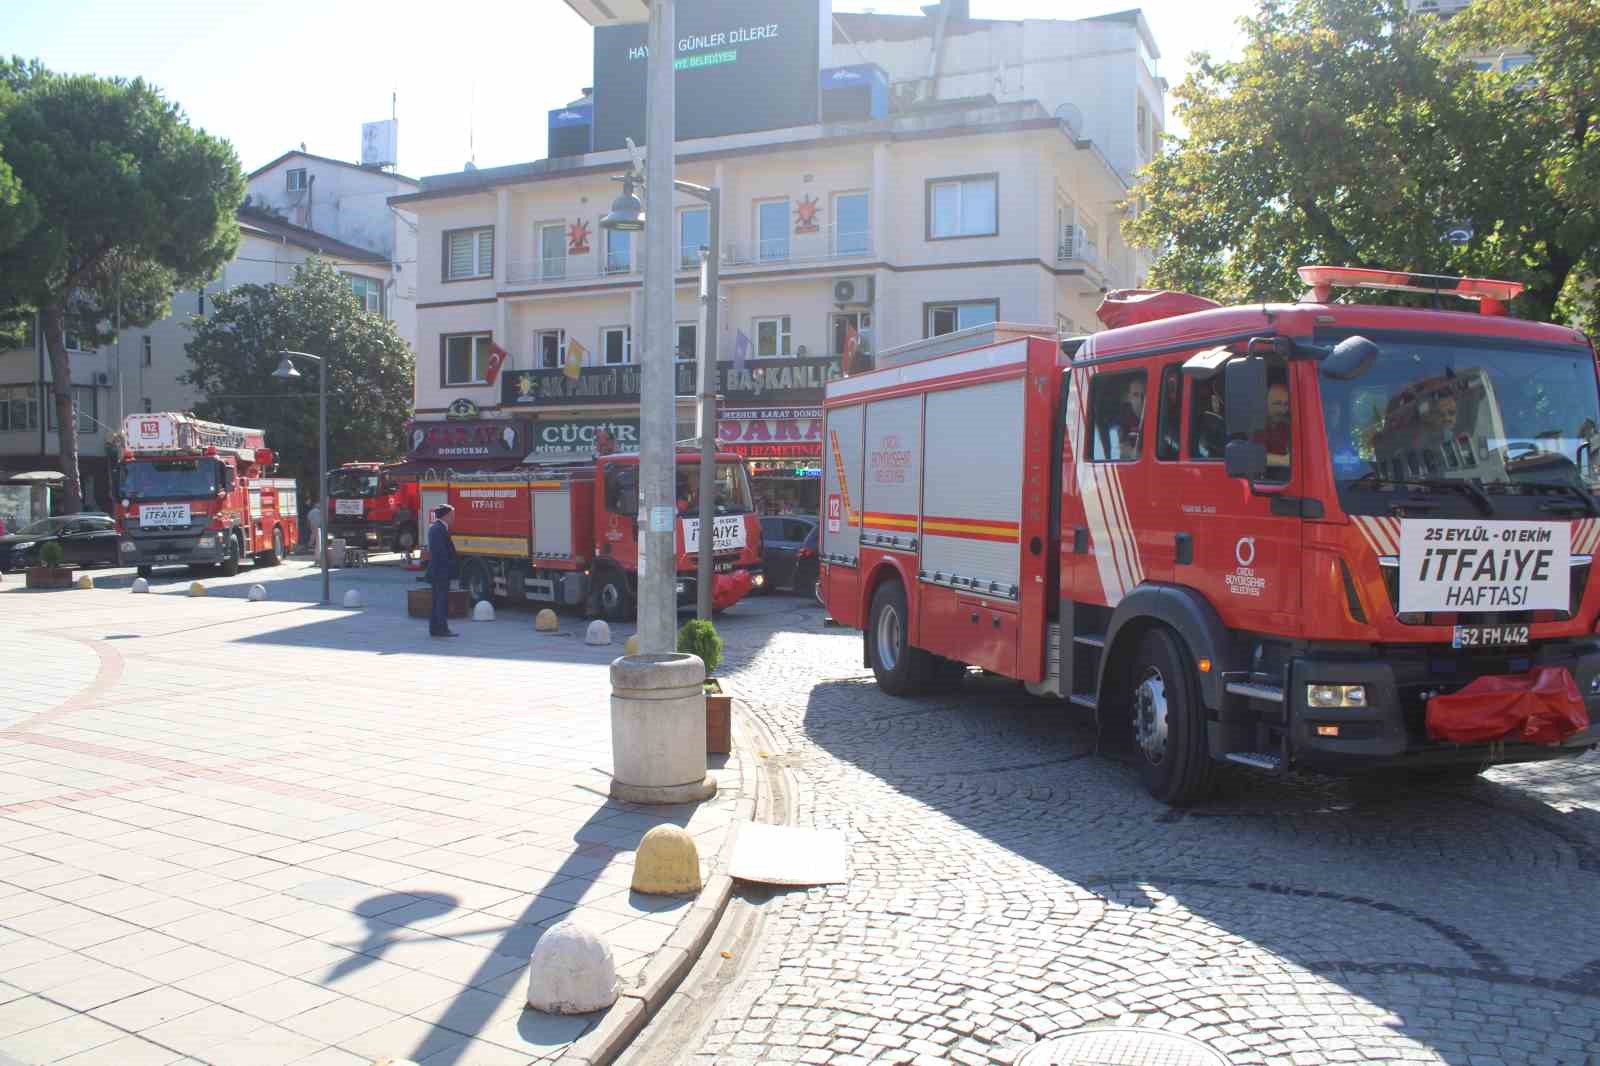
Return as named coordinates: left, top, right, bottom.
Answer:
left=1378, top=560, right=1587, bottom=626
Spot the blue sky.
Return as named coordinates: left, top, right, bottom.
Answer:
left=1, top=0, right=1252, bottom=179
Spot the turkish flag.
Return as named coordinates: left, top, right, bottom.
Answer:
left=484, top=343, right=509, bottom=385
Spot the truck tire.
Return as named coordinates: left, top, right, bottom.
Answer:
left=218, top=533, right=241, bottom=577
left=392, top=526, right=416, bottom=553
left=257, top=527, right=284, bottom=567
left=868, top=580, right=937, bottom=696
left=593, top=567, right=632, bottom=623
left=460, top=558, right=493, bottom=604
left=1128, top=627, right=1215, bottom=806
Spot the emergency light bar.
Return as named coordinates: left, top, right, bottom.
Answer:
left=1298, top=265, right=1524, bottom=316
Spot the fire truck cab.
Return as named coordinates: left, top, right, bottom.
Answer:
left=113, top=413, right=300, bottom=578
left=326, top=461, right=420, bottom=553
left=821, top=268, right=1600, bottom=804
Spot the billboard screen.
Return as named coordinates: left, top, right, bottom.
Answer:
left=592, top=0, right=822, bottom=151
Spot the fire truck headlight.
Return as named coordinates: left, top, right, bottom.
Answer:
left=1307, top=684, right=1366, bottom=708
left=752, top=572, right=766, bottom=589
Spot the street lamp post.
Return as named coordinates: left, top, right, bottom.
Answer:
left=272, top=350, right=329, bottom=606
left=688, top=184, right=720, bottom=621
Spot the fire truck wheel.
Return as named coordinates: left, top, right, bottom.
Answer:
left=1129, top=628, right=1215, bottom=807
left=218, top=533, right=241, bottom=578
left=460, top=559, right=494, bottom=604
left=268, top=527, right=285, bottom=566
left=594, top=570, right=632, bottom=622
left=392, top=527, right=416, bottom=553
left=869, top=580, right=936, bottom=696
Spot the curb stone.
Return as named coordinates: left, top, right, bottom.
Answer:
left=555, top=697, right=764, bottom=1065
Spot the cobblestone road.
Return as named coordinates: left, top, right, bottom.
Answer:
left=647, top=597, right=1600, bottom=1066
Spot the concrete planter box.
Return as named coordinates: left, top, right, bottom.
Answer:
left=705, top=678, right=731, bottom=755
left=25, top=566, right=74, bottom=590
left=407, top=586, right=468, bottom=618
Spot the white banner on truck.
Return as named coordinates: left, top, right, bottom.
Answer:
left=1398, top=519, right=1569, bottom=613
left=682, top=515, right=747, bottom=554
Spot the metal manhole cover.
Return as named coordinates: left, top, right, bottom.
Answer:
left=1018, top=1028, right=1229, bottom=1066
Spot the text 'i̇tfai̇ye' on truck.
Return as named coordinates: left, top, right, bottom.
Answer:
left=418, top=442, right=765, bottom=619
left=113, top=413, right=300, bottom=579
left=821, top=267, right=1600, bottom=805
left=325, top=461, right=421, bottom=555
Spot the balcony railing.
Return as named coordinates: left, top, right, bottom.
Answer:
left=1057, top=235, right=1102, bottom=269
left=505, top=254, right=637, bottom=286
left=722, top=226, right=874, bottom=267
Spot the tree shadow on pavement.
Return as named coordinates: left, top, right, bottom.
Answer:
left=781, top=670, right=1600, bottom=1058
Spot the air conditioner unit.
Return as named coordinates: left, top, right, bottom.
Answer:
left=93, top=372, right=110, bottom=386
left=833, top=276, right=874, bottom=306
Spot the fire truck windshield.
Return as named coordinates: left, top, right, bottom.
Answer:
left=1318, top=334, right=1600, bottom=514
left=118, top=459, right=221, bottom=501
left=327, top=470, right=380, bottom=498
left=676, top=462, right=755, bottom=516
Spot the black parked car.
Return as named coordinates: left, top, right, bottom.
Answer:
left=0, top=514, right=121, bottom=572
left=759, top=515, right=820, bottom=597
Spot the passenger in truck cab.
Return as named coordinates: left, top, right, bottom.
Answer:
left=1256, top=380, right=1291, bottom=477
left=1114, top=377, right=1146, bottom=459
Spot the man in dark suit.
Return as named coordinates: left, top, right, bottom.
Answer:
left=427, top=504, right=458, bottom=637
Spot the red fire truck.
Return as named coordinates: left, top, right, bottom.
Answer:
left=420, top=447, right=764, bottom=618
left=325, top=462, right=421, bottom=553
left=821, top=267, right=1600, bottom=804
left=113, top=413, right=300, bottom=578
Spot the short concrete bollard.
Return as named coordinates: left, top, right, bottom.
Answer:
left=526, top=920, right=618, bottom=1015
left=609, top=653, right=718, bottom=805
left=586, top=619, right=611, bottom=646
left=631, top=824, right=702, bottom=895
left=535, top=608, right=559, bottom=632
left=188, top=582, right=207, bottom=598
left=624, top=634, right=641, bottom=656
left=77, top=575, right=93, bottom=590
left=343, top=589, right=364, bottom=608
left=247, top=584, right=267, bottom=602
left=132, top=577, right=150, bottom=594
left=473, top=600, right=495, bottom=622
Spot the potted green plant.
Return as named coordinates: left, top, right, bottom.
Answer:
left=678, top=619, right=730, bottom=754
left=26, top=541, right=74, bottom=590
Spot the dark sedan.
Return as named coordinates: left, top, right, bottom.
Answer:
left=759, top=514, right=820, bottom=596
left=0, top=514, right=121, bottom=572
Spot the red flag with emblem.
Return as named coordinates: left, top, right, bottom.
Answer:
left=484, top=343, right=509, bottom=385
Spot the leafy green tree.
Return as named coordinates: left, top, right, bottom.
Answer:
left=183, top=259, right=415, bottom=488
left=1126, top=0, right=1598, bottom=324
left=0, top=58, right=243, bottom=511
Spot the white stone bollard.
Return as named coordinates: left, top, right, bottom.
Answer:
left=131, top=577, right=149, bottom=594
left=247, top=584, right=267, bottom=602
left=472, top=600, right=495, bottom=622
left=586, top=619, right=611, bottom=646
left=343, top=589, right=364, bottom=608
left=609, top=653, right=718, bottom=805
left=526, top=920, right=618, bottom=1015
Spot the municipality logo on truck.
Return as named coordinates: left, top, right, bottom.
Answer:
left=1399, top=519, right=1569, bottom=612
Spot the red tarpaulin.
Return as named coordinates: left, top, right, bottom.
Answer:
left=1425, top=667, right=1590, bottom=746
left=1095, top=289, right=1221, bottom=330
left=712, top=570, right=754, bottom=612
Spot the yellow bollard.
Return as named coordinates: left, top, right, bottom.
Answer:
left=77, top=575, right=93, bottom=590
left=624, top=634, right=641, bottom=656
left=188, top=582, right=207, bottom=597
left=631, top=824, right=702, bottom=895
left=535, top=608, right=559, bottom=632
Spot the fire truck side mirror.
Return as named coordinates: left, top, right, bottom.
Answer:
left=1223, top=355, right=1268, bottom=439
left=1224, top=440, right=1268, bottom=481
left=1320, top=335, right=1379, bottom=381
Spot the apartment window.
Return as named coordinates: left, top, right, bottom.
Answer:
left=1079, top=214, right=1101, bottom=260
left=680, top=207, right=709, bottom=270
left=46, top=386, right=98, bottom=435
left=64, top=332, right=84, bottom=352
left=347, top=275, right=383, bottom=314
left=601, top=326, right=632, bottom=365
left=754, top=316, right=792, bottom=358
left=604, top=228, right=632, bottom=274
left=1090, top=370, right=1146, bottom=462
left=833, top=192, right=869, bottom=256
left=757, top=200, right=790, bottom=261
left=444, top=227, right=495, bottom=280
left=1137, top=104, right=1148, bottom=147
left=675, top=323, right=697, bottom=363
left=928, top=174, right=997, bottom=239
left=539, top=223, right=567, bottom=279
left=537, top=328, right=568, bottom=370
left=0, top=385, right=39, bottom=431
left=141, top=335, right=153, bottom=367
left=442, top=333, right=494, bottom=386
left=926, top=301, right=998, bottom=337
left=286, top=168, right=308, bottom=192
left=831, top=312, right=871, bottom=356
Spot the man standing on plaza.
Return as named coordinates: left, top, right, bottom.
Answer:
left=427, top=504, right=458, bottom=638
